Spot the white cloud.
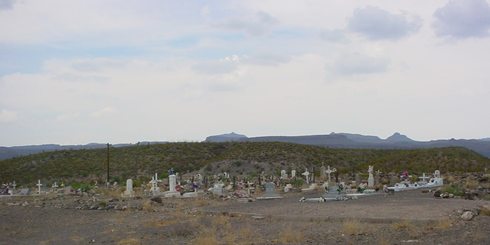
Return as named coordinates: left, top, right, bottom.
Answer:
left=433, top=0, right=490, bottom=38
left=348, top=6, right=422, bottom=40
left=0, top=0, right=15, bottom=10
left=216, top=11, right=278, bottom=36
left=0, top=109, right=17, bottom=123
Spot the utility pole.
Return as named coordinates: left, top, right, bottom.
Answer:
left=106, top=143, right=110, bottom=186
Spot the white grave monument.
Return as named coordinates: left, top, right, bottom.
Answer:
left=291, top=169, right=296, bottom=178
left=150, top=173, right=161, bottom=195
left=302, top=169, right=310, bottom=184
left=325, top=165, right=336, bottom=184
left=123, top=179, right=135, bottom=197
left=36, top=180, right=42, bottom=195
left=418, top=173, right=430, bottom=184
left=164, top=174, right=180, bottom=197
left=280, top=170, right=288, bottom=180
left=367, top=165, right=374, bottom=188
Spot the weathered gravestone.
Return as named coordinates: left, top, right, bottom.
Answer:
left=367, top=165, right=374, bottom=188
left=257, top=182, right=283, bottom=200
left=164, top=174, right=181, bottom=198
left=123, top=179, right=135, bottom=197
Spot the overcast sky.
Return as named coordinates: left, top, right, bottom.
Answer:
left=1, top=0, right=490, bottom=146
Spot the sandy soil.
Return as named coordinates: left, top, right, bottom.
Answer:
left=0, top=190, right=489, bottom=245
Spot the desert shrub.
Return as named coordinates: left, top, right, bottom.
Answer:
left=464, top=179, right=479, bottom=190
left=233, top=161, right=242, bottom=167
left=291, top=178, right=304, bottom=188
left=71, top=182, right=93, bottom=192
left=442, top=184, right=464, bottom=196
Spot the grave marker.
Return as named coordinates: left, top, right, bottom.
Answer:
left=123, top=179, right=134, bottom=197
left=36, top=180, right=42, bottom=195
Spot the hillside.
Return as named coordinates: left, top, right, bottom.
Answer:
left=1, top=142, right=489, bottom=185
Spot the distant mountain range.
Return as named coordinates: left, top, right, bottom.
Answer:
left=205, top=132, right=490, bottom=158
left=0, top=142, right=166, bottom=160
left=2, top=132, right=489, bottom=160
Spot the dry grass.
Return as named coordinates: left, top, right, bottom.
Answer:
left=464, top=179, right=479, bottom=189
left=342, top=219, right=364, bottom=236
left=434, top=219, right=452, bottom=230
left=392, top=220, right=421, bottom=238
left=480, top=206, right=490, bottom=216
left=141, top=200, right=154, bottom=212
left=117, top=238, right=141, bottom=245
left=392, top=220, right=414, bottom=231
left=192, top=229, right=218, bottom=245
left=277, top=225, right=305, bottom=244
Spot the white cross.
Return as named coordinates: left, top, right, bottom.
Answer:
left=419, top=173, right=430, bottom=182
left=325, top=165, right=336, bottom=183
left=12, top=181, right=16, bottom=190
left=52, top=182, right=58, bottom=188
left=36, top=180, right=42, bottom=195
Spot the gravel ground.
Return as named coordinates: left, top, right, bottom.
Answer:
left=0, top=190, right=489, bottom=244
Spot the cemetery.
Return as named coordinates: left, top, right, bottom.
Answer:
left=1, top=163, right=489, bottom=244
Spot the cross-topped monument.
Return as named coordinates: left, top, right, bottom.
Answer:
left=36, top=179, right=42, bottom=195
left=150, top=173, right=161, bottom=195
left=302, top=168, right=310, bottom=184
left=325, top=165, right=336, bottom=183
left=419, top=173, right=430, bottom=183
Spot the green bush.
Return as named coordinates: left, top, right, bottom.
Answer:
left=291, top=178, right=304, bottom=188
left=442, top=184, right=464, bottom=196
left=71, top=182, right=93, bottom=192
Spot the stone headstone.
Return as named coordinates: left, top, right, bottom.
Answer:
left=164, top=174, right=180, bottom=197
left=211, top=182, right=225, bottom=196
left=368, top=165, right=374, bottom=188
left=19, top=188, right=30, bottom=195
left=123, top=179, right=134, bottom=197
left=257, top=182, right=282, bottom=199
left=320, top=166, right=326, bottom=179
left=355, top=174, right=361, bottom=186
left=291, top=170, right=296, bottom=178
left=280, top=170, right=288, bottom=180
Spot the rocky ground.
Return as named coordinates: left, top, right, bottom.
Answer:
left=0, top=190, right=489, bottom=245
